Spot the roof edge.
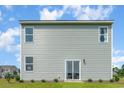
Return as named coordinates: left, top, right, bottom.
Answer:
left=19, top=20, right=114, bottom=25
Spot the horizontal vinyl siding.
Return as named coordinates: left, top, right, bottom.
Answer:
left=21, top=25, right=112, bottom=81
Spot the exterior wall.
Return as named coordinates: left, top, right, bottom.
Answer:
left=21, top=24, right=112, bottom=81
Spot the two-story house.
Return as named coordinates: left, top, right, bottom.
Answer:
left=20, top=20, right=113, bottom=81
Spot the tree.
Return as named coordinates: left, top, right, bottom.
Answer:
left=5, top=72, right=13, bottom=83
left=13, top=71, right=18, bottom=76
left=122, top=64, right=124, bottom=70
left=113, top=67, right=119, bottom=76
left=113, top=67, right=119, bottom=73
left=113, top=65, right=124, bottom=77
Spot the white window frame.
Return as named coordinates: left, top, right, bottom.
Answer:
left=65, top=59, right=81, bottom=81
left=24, top=26, right=34, bottom=43
left=98, top=26, right=108, bottom=43
left=24, top=56, right=33, bottom=72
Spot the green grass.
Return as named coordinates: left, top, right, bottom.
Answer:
left=0, top=78, right=124, bottom=88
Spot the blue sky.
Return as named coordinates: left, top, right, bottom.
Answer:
left=0, top=5, right=124, bottom=68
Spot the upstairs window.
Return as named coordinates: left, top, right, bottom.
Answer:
left=25, top=27, right=33, bottom=42
left=99, top=27, right=108, bottom=43
left=25, top=57, right=33, bottom=71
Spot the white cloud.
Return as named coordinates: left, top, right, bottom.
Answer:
left=0, top=27, right=20, bottom=64
left=40, top=5, right=113, bottom=20
left=112, top=56, right=124, bottom=63
left=64, top=5, right=113, bottom=20
left=83, top=6, right=112, bottom=20
left=15, top=52, right=20, bottom=63
left=113, top=49, right=124, bottom=55
left=0, top=27, right=19, bottom=53
left=40, top=8, right=64, bottom=20
left=112, top=49, right=124, bottom=67
left=63, top=5, right=82, bottom=17
left=8, top=17, right=15, bottom=22
left=4, top=5, right=13, bottom=10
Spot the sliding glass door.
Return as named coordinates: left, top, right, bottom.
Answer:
left=66, top=60, right=80, bottom=80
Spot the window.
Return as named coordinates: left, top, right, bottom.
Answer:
left=25, top=57, right=33, bottom=71
left=25, top=27, right=33, bottom=42
left=99, top=27, right=108, bottom=43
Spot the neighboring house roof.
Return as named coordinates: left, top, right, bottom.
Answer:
left=19, top=20, right=114, bottom=25
left=0, top=65, right=19, bottom=73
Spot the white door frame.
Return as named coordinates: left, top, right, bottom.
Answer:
left=65, top=59, right=81, bottom=81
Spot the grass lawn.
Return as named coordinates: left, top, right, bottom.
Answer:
left=0, top=78, right=124, bottom=88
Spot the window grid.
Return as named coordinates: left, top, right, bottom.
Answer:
left=25, top=57, right=33, bottom=71
left=99, top=27, right=108, bottom=43
left=25, top=27, right=33, bottom=42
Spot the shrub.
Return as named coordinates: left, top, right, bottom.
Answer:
left=13, top=71, right=18, bottom=76
left=15, top=75, right=20, bottom=82
left=88, top=79, right=93, bottom=82
left=98, top=79, right=103, bottom=83
left=109, top=79, right=114, bottom=82
left=19, top=80, right=24, bottom=83
left=31, top=79, right=35, bottom=83
left=11, top=74, right=14, bottom=79
left=114, top=76, right=120, bottom=82
left=54, top=79, right=58, bottom=82
left=5, top=72, right=12, bottom=83
left=41, top=79, right=46, bottom=83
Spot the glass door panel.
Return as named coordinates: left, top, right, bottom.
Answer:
left=74, top=61, right=79, bottom=79
left=66, top=61, right=72, bottom=79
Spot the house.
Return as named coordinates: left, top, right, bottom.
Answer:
left=20, top=20, right=113, bottom=81
left=0, top=65, right=19, bottom=78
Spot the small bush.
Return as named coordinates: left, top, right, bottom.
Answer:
left=13, top=71, right=18, bottom=76
left=109, top=79, right=114, bottom=82
left=15, top=75, right=20, bottom=82
left=5, top=72, right=12, bottom=82
left=98, top=79, right=103, bottom=83
left=113, top=75, right=119, bottom=82
left=19, top=80, right=24, bottom=83
left=88, top=79, right=93, bottom=82
left=54, top=79, right=58, bottom=82
left=31, top=79, right=35, bottom=83
left=114, top=76, right=120, bottom=82
left=41, top=79, right=46, bottom=83
left=11, top=74, right=14, bottom=79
